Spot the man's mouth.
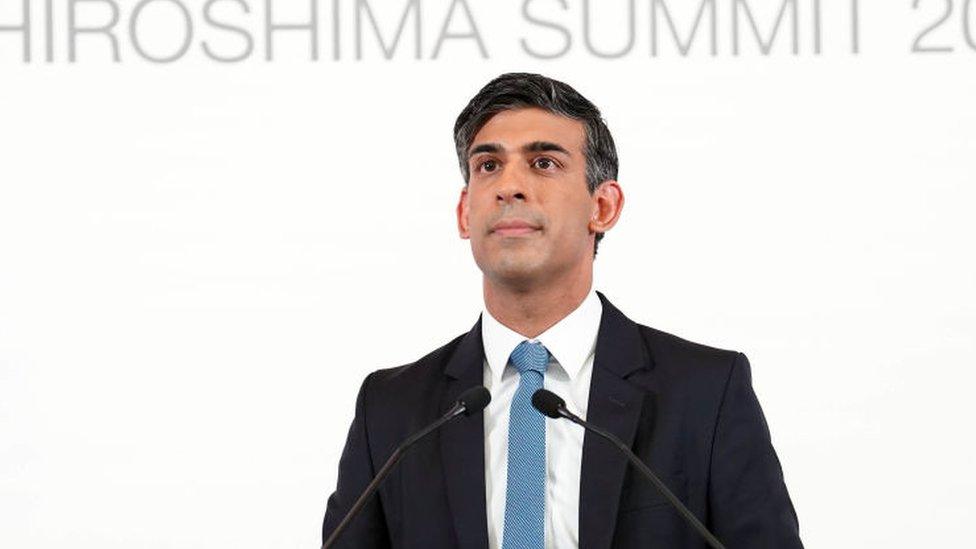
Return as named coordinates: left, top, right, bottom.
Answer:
left=490, top=218, right=542, bottom=237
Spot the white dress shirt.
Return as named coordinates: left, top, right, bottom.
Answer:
left=481, top=289, right=603, bottom=549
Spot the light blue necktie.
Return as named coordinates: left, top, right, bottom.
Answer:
left=502, top=340, right=549, bottom=549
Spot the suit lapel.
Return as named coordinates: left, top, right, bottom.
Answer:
left=440, top=317, right=490, bottom=549
left=579, top=293, right=651, bottom=549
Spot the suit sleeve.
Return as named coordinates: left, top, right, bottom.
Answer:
left=321, top=372, right=392, bottom=549
left=707, top=352, right=804, bottom=548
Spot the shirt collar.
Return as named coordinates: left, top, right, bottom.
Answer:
left=481, top=288, right=603, bottom=384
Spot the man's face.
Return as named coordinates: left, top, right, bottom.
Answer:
left=456, top=107, right=608, bottom=288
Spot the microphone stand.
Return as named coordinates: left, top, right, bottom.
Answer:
left=551, top=402, right=726, bottom=549
left=322, top=401, right=467, bottom=549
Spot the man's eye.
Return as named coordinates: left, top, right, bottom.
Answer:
left=479, top=159, right=498, bottom=172
left=533, top=157, right=556, bottom=170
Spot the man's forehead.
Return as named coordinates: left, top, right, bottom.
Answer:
left=468, top=107, right=585, bottom=155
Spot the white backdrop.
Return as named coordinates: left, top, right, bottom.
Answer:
left=1, top=0, right=974, bottom=547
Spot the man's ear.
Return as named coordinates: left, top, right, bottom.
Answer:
left=456, top=186, right=471, bottom=239
left=588, top=180, right=624, bottom=235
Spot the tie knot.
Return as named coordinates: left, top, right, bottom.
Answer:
left=509, top=340, right=549, bottom=375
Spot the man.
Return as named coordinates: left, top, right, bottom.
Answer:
left=322, top=73, right=803, bottom=548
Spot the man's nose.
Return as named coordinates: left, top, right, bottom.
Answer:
left=495, top=165, right=529, bottom=204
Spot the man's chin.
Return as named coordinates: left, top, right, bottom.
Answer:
left=482, top=258, right=550, bottom=290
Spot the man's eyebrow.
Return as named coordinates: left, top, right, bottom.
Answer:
left=522, top=141, right=571, bottom=156
left=467, top=141, right=572, bottom=160
left=467, top=143, right=502, bottom=159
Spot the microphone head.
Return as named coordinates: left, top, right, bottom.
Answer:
left=458, top=386, right=491, bottom=415
left=531, top=389, right=565, bottom=419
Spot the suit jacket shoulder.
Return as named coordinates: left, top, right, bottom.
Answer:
left=359, top=330, right=470, bottom=424
left=634, top=322, right=744, bottom=399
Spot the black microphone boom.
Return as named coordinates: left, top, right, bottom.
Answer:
left=323, top=386, right=491, bottom=549
left=531, top=389, right=727, bottom=549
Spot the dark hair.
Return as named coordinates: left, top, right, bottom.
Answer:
left=453, top=72, right=619, bottom=254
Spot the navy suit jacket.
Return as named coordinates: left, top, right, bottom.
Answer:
left=322, top=293, right=803, bottom=548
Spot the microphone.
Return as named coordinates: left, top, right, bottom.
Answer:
left=531, top=389, right=727, bottom=549
left=323, top=386, right=491, bottom=549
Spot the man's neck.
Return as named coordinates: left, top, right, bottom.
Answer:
left=482, top=268, right=593, bottom=339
